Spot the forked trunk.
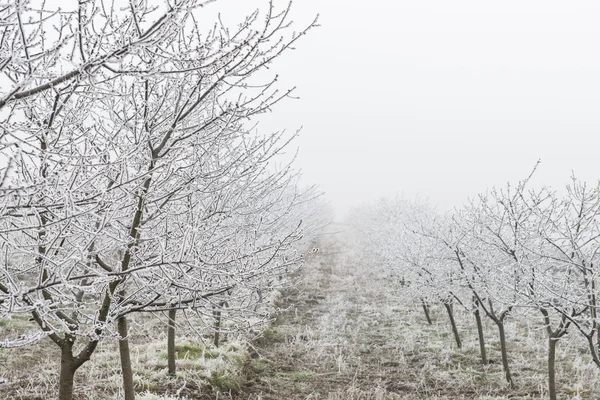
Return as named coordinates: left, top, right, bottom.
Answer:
left=167, top=308, right=177, bottom=375
left=444, top=303, right=462, bottom=348
left=118, top=316, right=136, bottom=400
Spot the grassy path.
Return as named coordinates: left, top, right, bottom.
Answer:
left=238, top=239, right=421, bottom=399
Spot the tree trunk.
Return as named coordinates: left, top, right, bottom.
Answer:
left=548, top=335, right=558, bottom=400
left=58, top=342, right=76, bottom=400
left=118, top=316, right=136, bottom=400
left=474, top=301, right=488, bottom=364
left=596, top=326, right=600, bottom=350
left=497, top=321, right=514, bottom=388
left=444, top=303, right=462, bottom=348
left=421, top=299, right=432, bottom=325
left=586, top=333, right=600, bottom=368
left=254, top=289, right=263, bottom=312
left=167, top=308, right=177, bottom=375
left=596, top=324, right=600, bottom=367
left=213, top=307, right=222, bottom=348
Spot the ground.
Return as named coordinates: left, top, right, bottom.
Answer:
left=2, top=236, right=600, bottom=399
left=236, top=237, right=600, bottom=399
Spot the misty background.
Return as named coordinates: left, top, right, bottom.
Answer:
left=226, top=0, right=600, bottom=219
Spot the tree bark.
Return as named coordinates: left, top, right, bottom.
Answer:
left=421, top=299, right=432, bottom=325
left=167, top=308, right=177, bottom=375
left=58, top=341, right=76, bottom=400
left=444, top=302, right=462, bottom=348
left=474, top=301, right=488, bottom=364
left=596, top=329, right=600, bottom=355
left=548, top=335, right=558, bottom=400
left=585, top=334, right=600, bottom=368
left=213, top=307, right=222, bottom=347
left=497, top=321, right=514, bottom=388
left=118, top=316, right=136, bottom=400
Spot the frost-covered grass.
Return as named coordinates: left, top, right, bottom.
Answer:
left=0, top=292, right=280, bottom=399
left=0, top=265, right=288, bottom=399
left=240, top=234, right=600, bottom=399
left=0, top=318, right=251, bottom=399
left=3, top=236, right=600, bottom=399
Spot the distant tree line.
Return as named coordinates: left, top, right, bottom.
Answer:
left=353, top=166, right=600, bottom=400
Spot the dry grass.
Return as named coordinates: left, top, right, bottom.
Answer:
left=3, top=234, right=600, bottom=399
left=237, top=234, right=600, bottom=399
left=0, top=318, right=250, bottom=399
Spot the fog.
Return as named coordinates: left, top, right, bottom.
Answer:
left=4, top=2, right=600, bottom=397
left=231, top=0, right=600, bottom=219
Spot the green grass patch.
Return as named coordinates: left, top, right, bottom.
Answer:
left=249, top=358, right=274, bottom=374
left=261, top=328, right=284, bottom=342
left=207, top=370, right=241, bottom=391
left=169, top=344, right=220, bottom=360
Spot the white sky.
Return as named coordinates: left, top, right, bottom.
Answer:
left=222, top=0, right=600, bottom=219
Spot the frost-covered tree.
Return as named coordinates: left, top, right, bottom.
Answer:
left=449, top=176, right=552, bottom=389
left=1, top=0, right=225, bottom=181
left=161, top=172, right=324, bottom=376
left=552, top=180, right=600, bottom=368
left=352, top=198, right=469, bottom=348
left=0, top=1, right=319, bottom=399
left=350, top=169, right=600, bottom=397
left=518, top=178, right=600, bottom=400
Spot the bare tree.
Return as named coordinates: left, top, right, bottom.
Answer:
left=351, top=169, right=600, bottom=398
left=0, top=1, right=319, bottom=399
left=353, top=198, right=469, bottom=348
left=521, top=178, right=600, bottom=400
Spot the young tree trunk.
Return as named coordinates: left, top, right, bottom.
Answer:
left=213, top=307, right=222, bottom=348
left=585, top=334, right=600, bottom=368
left=421, top=299, right=433, bottom=325
left=167, top=308, right=177, bottom=375
left=474, top=301, right=488, bottom=365
left=444, top=302, right=462, bottom=348
left=254, top=289, right=263, bottom=312
left=547, top=335, right=558, bottom=400
left=58, top=341, right=76, bottom=400
left=596, top=326, right=600, bottom=352
left=595, top=323, right=600, bottom=367
left=118, top=316, right=136, bottom=400
left=497, top=321, right=514, bottom=388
